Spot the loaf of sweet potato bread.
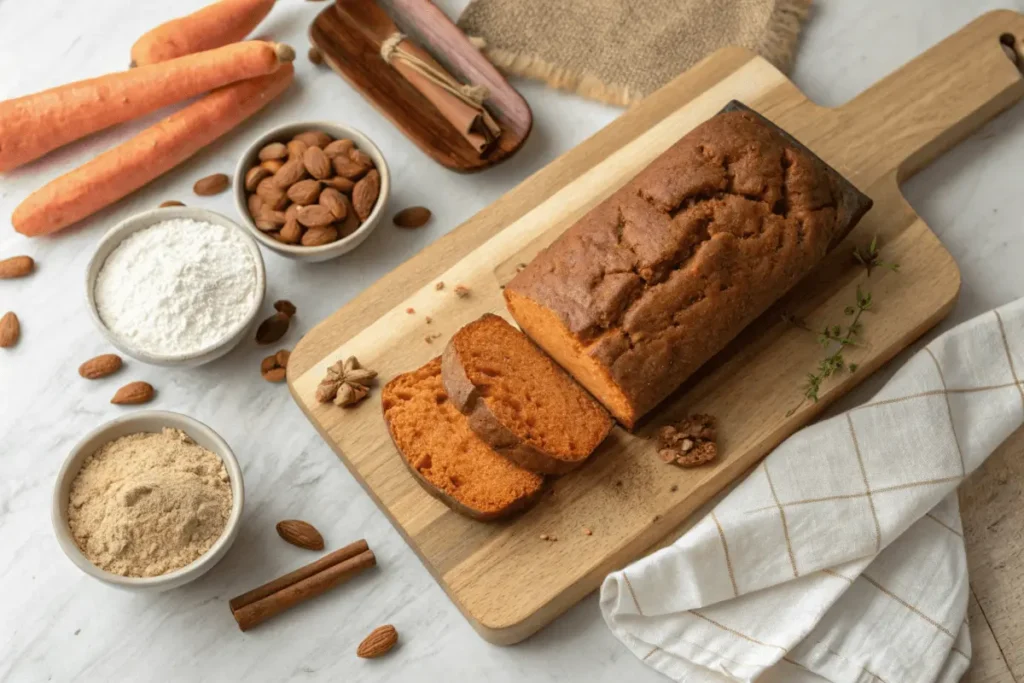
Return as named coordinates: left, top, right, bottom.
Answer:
left=382, top=357, right=545, bottom=520
left=441, top=314, right=613, bottom=475
left=504, top=105, right=873, bottom=428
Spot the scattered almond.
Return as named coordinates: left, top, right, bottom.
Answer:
left=193, top=173, right=229, bottom=196
left=297, top=204, right=335, bottom=228
left=393, top=206, right=431, bottom=229
left=0, top=312, right=20, bottom=348
left=276, top=349, right=291, bottom=366
left=319, top=187, right=347, bottom=220
left=78, top=354, right=122, bottom=380
left=301, top=225, right=339, bottom=246
left=357, top=625, right=398, bottom=659
left=275, top=520, right=324, bottom=550
left=323, top=139, right=354, bottom=159
left=292, top=130, right=333, bottom=148
left=274, top=300, right=297, bottom=317
left=158, top=200, right=185, bottom=208
left=303, top=146, right=332, bottom=180
left=287, top=179, right=322, bottom=206
left=258, top=142, right=288, bottom=161
left=0, top=256, right=34, bottom=279
left=245, top=166, right=272, bottom=192
left=111, top=381, right=154, bottom=405
left=308, top=46, right=324, bottom=65
left=454, top=284, right=470, bottom=298
left=256, top=312, right=291, bottom=344
left=261, top=158, right=285, bottom=173
left=352, top=169, right=380, bottom=221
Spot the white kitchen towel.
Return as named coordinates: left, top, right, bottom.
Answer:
left=601, top=297, right=1024, bottom=683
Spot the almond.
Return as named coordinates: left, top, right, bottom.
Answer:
left=357, top=625, right=398, bottom=658
left=260, top=354, right=277, bottom=374
left=323, top=139, right=354, bottom=159
left=259, top=208, right=287, bottom=227
left=322, top=176, right=355, bottom=193
left=245, top=166, right=272, bottom=192
left=273, top=158, right=308, bottom=188
left=319, top=187, right=347, bottom=220
left=78, top=353, right=122, bottom=380
left=256, top=177, right=288, bottom=210
left=258, top=142, right=288, bottom=161
left=256, top=312, right=290, bottom=344
left=338, top=194, right=361, bottom=236
left=352, top=169, right=381, bottom=221
left=261, top=158, right=285, bottom=173
left=0, top=311, right=19, bottom=348
left=275, top=349, right=291, bottom=366
left=263, top=366, right=286, bottom=382
left=332, top=155, right=369, bottom=180
left=111, top=381, right=154, bottom=405
left=193, top=173, right=229, bottom=196
left=303, top=146, right=332, bottom=180
left=279, top=219, right=303, bottom=244
left=348, top=148, right=373, bottom=169
left=308, top=46, right=324, bottom=65
left=0, top=255, right=34, bottom=279
left=275, top=520, right=324, bottom=550
left=286, top=139, right=309, bottom=160
left=292, top=130, right=333, bottom=148
left=392, top=206, right=431, bottom=229
left=287, top=179, right=322, bottom=205
left=296, top=204, right=335, bottom=228
left=159, top=200, right=185, bottom=208
left=247, top=193, right=265, bottom=218
left=274, top=300, right=297, bottom=317
left=301, top=225, right=339, bottom=246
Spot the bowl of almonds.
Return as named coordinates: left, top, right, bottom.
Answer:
left=234, top=122, right=390, bottom=262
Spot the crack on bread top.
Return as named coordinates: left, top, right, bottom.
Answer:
left=506, top=110, right=859, bottom=416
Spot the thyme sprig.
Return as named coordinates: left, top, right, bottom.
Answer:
left=853, top=235, right=899, bottom=276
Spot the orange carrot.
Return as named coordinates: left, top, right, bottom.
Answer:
left=0, top=41, right=293, bottom=174
left=12, top=64, right=294, bottom=237
left=131, top=0, right=278, bottom=66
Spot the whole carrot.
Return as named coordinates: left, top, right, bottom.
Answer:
left=132, top=0, right=277, bottom=66
left=0, top=41, right=293, bottom=173
left=12, top=64, right=294, bottom=237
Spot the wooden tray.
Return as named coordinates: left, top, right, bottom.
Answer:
left=289, top=11, right=1024, bottom=644
left=310, top=0, right=532, bottom=172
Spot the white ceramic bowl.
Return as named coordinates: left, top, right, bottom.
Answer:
left=85, top=206, right=266, bottom=367
left=52, top=411, right=245, bottom=592
left=233, top=121, right=390, bottom=262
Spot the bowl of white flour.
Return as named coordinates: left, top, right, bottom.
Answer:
left=87, top=207, right=266, bottom=366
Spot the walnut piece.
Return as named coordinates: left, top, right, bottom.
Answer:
left=316, top=356, right=377, bottom=407
left=657, top=414, right=718, bottom=467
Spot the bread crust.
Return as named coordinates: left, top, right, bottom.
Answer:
left=382, top=360, right=545, bottom=521
left=441, top=339, right=596, bottom=475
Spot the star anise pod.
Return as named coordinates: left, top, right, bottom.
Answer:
left=315, top=356, right=377, bottom=406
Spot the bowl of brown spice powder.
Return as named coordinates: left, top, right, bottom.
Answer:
left=52, top=411, right=245, bottom=591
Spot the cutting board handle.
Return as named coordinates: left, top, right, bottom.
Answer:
left=834, top=10, right=1024, bottom=185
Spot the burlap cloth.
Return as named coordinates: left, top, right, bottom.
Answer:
left=458, top=0, right=812, bottom=106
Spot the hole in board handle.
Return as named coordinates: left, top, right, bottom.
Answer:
left=1000, top=33, right=1024, bottom=73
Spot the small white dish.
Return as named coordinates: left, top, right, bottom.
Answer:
left=85, top=206, right=266, bottom=367
left=52, top=411, right=245, bottom=592
left=233, top=121, right=390, bottom=262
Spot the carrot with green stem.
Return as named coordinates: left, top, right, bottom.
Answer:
left=131, top=0, right=278, bottom=66
left=0, top=41, right=293, bottom=173
left=12, top=64, right=294, bottom=237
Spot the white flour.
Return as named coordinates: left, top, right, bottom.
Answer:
left=95, top=219, right=259, bottom=357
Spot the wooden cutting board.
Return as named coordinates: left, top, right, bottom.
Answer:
left=288, top=11, right=1024, bottom=645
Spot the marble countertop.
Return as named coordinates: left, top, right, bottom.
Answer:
left=3, top=1, right=1024, bottom=680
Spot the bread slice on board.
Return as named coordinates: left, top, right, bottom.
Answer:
left=441, top=314, right=613, bottom=475
left=382, top=357, right=545, bottom=521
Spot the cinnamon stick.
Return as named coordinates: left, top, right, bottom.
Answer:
left=230, top=541, right=375, bottom=631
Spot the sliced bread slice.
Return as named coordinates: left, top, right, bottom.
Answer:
left=382, top=357, right=545, bottom=521
left=441, top=314, right=614, bottom=475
